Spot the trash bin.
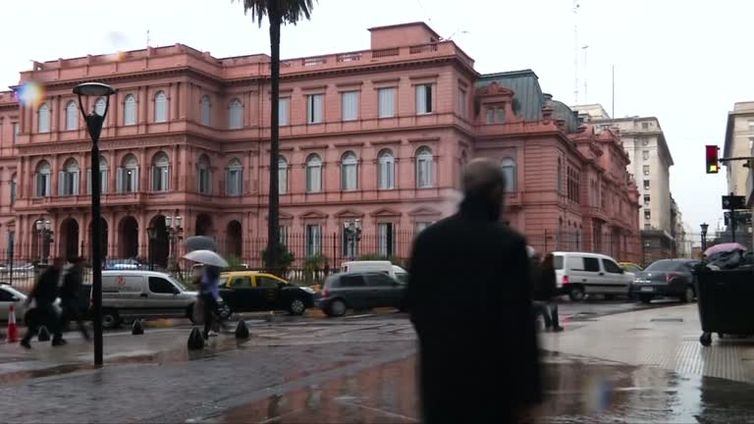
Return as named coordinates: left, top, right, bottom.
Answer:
left=694, top=265, right=754, bottom=346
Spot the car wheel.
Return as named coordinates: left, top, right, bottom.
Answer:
left=102, top=309, right=121, bottom=329
left=680, top=286, right=695, bottom=303
left=700, top=332, right=712, bottom=347
left=288, top=298, right=306, bottom=316
left=568, top=286, right=586, bottom=302
left=328, top=299, right=347, bottom=317
left=639, top=294, right=653, bottom=304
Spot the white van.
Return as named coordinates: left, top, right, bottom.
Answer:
left=552, top=252, right=635, bottom=301
left=340, top=261, right=409, bottom=284
left=101, top=270, right=198, bottom=328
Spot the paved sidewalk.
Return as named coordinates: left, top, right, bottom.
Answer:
left=541, top=303, right=754, bottom=383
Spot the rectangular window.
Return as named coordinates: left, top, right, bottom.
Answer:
left=278, top=97, right=290, bottom=126
left=152, top=166, right=169, bottom=192
left=59, top=171, right=80, bottom=196
left=643, top=179, right=650, bottom=190
left=278, top=165, right=288, bottom=195
left=10, top=179, right=16, bottom=206
left=644, top=210, right=651, bottom=221
left=485, top=107, right=505, bottom=124
left=307, top=94, right=324, bottom=124
left=643, top=194, right=650, bottom=207
left=342, top=230, right=359, bottom=258
left=457, top=87, right=467, bottom=117
left=642, top=122, right=649, bottom=129
left=117, top=168, right=139, bottom=193
left=279, top=226, right=288, bottom=247
left=643, top=165, right=650, bottom=176
left=305, top=224, right=322, bottom=257
left=341, top=91, right=359, bottom=121
left=378, top=88, right=396, bottom=118
left=642, top=151, right=649, bottom=160
left=226, top=168, right=242, bottom=196
left=199, top=169, right=211, bottom=194
left=37, top=174, right=50, bottom=197
left=415, top=84, right=433, bottom=114
left=378, top=223, right=395, bottom=257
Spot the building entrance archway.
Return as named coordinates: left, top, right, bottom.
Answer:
left=118, top=216, right=139, bottom=259
left=148, top=215, right=169, bottom=268
left=196, top=214, right=212, bottom=236
left=225, top=220, right=242, bottom=259
left=59, top=218, right=79, bottom=260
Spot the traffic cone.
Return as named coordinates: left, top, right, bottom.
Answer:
left=38, top=325, right=51, bottom=342
left=187, top=327, right=204, bottom=350
left=6, top=304, right=18, bottom=343
left=235, top=320, right=250, bottom=340
left=131, top=319, right=144, bottom=335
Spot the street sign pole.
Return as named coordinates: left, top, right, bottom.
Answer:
left=731, top=210, right=736, bottom=243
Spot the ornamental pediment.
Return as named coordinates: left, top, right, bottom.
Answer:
left=477, top=81, right=514, bottom=98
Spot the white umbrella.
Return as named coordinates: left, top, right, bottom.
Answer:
left=183, top=249, right=229, bottom=268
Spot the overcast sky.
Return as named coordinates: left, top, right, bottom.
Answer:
left=2, top=0, right=746, bottom=236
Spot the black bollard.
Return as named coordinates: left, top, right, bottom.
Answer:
left=131, top=319, right=144, bottom=335
left=38, top=326, right=51, bottom=342
left=187, top=327, right=204, bottom=350
left=235, top=320, right=250, bottom=339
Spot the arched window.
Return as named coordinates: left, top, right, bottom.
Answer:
left=226, top=158, right=243, bottom=196
left=94, top=97, right=107, bottom=127
left=200, top=95, right=211, bottom=126
left=278, top=156, right=288, bottom=194
left=198, top=154, right=212, bottom=194
left=38, top=103, right=50, bottom=133
left=151, top=152, right=170, bottom=192
left=378, top=149, right=395, bottom=190
left=60, top=158, right=80, bottom=196
left=228, top=98, right=242, bottom=129
left=124, top=94, right=137, bottom=125
left=117, top=154, right=139, bottom=193
left=340, top=151, right=358, bottom=191
left=501, top=157, right=516, bottom=193
left=306, top=154, right=322, bottom=193
left=415, top=146, right=433, bottom=188
left=66, top=101, right=78, bottom=130
left=35, top=161, right=51, bottom=197
left=89, top=156, right=109, bottom=194
left=154, top=91, right=168, bottom=123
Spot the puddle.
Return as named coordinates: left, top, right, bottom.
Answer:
left=213, top=355, right=754, bottom=423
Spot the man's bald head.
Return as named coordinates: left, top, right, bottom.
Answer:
left=462, top=158, right=505, bottom=198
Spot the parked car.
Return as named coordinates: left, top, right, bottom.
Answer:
left=553, top=251, right=636, bottom=301
left=0, top=284, right=27, bottom=322
left=100, top=270, right=197, bottom=328
left=619, top=262, right=643, bottom=273
left=339, top=261, right=409, bottom=284
left=218, top=271, right=316, bottom=315
left=104, top=258, right=146, bottom=270
left=629, top=259, right=698, bottom=303
left=318, top=271, right=406, bottom=317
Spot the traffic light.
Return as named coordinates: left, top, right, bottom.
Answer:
left=706, top=145, right=719, bottom=174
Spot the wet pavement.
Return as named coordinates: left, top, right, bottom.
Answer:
left=205, top=353, right=754, bottom=423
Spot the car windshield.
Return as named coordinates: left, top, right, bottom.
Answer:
left=167, top=276, right=188, bottom=291
left=553, top=256, right=564, bottom=270
left=644, top=261, right=685, bottom=272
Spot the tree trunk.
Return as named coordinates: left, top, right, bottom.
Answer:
left=265, top=1, right=282, bottom=275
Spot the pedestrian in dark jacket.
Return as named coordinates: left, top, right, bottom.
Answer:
left=21, top=258, right=64, bottom=349
left=55, top=256, right=90, bottom=343
left=407, top=158, right=541, bottom=423
left=534, top=253, right=563, bottom=332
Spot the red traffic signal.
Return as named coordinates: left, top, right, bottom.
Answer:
left=706, top=145, right=719, bottom=174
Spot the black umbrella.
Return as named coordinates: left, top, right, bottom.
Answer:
left=184, top=235, right=217, bottom=253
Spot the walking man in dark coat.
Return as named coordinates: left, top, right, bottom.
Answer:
left=407, top=158, right=541, bottom=423
left=55, top=256, right=90, bottom=343
left=21, top=258, right=64, bottom=349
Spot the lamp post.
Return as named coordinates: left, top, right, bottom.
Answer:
left=73, top=81, right=114, bottom=367
left=700, top=223, right=709, bottom=253
left=35, top=219, right=52, bottom=265
left=165, top=213, right=183, bottom=273
left=7, top=229, right=14, bottom=286
left=147, top=226, right=157, bottom=271
left=343, top=219, right=362, bottom=261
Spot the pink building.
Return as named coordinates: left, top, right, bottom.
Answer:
left=0, top=22, right=641, bottom=267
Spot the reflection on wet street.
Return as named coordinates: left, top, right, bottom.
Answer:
left=221, top=354, right=754, bottom=423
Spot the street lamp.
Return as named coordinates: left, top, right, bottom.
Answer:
left=73, top=81, right=114, bottom=368
left=700, top=223, right=709, bottom=253
left=343, top=219, right=362, bottom=261
left=165, top=213, right=183, bottom=273
left=147, top=226, right=157, bottom=271
left=35, top=219, right=52, bottom=265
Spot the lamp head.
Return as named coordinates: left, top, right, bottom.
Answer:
left=73, top=82, right=115, bottom=97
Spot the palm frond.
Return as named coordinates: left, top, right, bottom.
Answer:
left=232, top=0, right=315, bottom=26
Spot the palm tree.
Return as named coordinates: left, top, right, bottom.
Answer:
left=234, top=0, right=315, bottom=274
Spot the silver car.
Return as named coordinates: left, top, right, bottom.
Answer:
left=101, top=270, right=198, bottom=328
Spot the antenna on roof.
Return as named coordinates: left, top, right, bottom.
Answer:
left=573, top=0, right=580, bottom=104
left=146, top=29, right=151, bottom=47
